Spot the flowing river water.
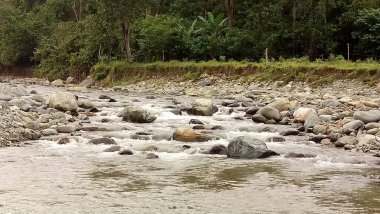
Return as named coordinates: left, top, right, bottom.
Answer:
left=0, top=85, right=379, bottom=213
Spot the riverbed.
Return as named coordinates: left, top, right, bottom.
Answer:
left=0, top=84, right=379, bottom=213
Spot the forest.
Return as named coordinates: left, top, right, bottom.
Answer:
left=0, top=0, right=379, bottom=80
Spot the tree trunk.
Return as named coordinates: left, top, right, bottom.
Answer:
left=122, top=23, right=133, bottom=62
left=225, top=0, right=234, bottom=27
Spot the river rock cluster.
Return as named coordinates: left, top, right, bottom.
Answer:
left=1, top=76, right=380, bottom=158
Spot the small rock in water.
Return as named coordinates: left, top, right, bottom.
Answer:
left=208, top=144, right=227, bottom=155
left=119, top=149, right=134, bottom=155
left=280, top=130, right=299, bottom=136
left=189, top=119, right=204, bottom=125
left=103, top=146, right=121, bottom=152
left=57, top=125, right=76, bottom=133
left=109, top=99, right=117, bottom=103
left=284, top=152, right=316, bottom=158
left=146, top=153, right=159, bottom=159
left=88, top=138, right=117, bottom=145
left=57, top=138, right=70, bottom=145
left=99, top=95, right=111, bottom=99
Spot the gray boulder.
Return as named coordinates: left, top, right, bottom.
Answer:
left=334, top=136, right=358, bottom=148
left=190, top=99, right=217, bottom=116
left=120, top=106, right=157, bottom=123
left=354, top=110, right=380, bottom=124
left=257, top=106, right=281, bottom=121
left=47, top=92, right=78, bottom=111
left=227, top=136, right=279, bottom=159
left=56, top=125, right=76, bottom=133
left=343, top=120, right=364, bottom=130
left=304, top=112, right=321, bottom=129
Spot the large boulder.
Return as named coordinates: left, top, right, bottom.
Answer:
left=227, top=136, right=278, bottom=159
left=268, top=98, right=291, bottom=111
left=354, top=110, right=380, bottom=124
left=173, top=128, right=211, bottom=142
left=120, top=106, right=157, bottom=123
left=189, top=99, right=217, bottom=116
left=47, top=92, right=78, bottom=111
left=257, top=106, right=281, bottom=121
left=293, top=108, right=315, bottom=122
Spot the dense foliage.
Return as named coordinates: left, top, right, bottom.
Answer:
left=0, top=0, right=379, bottom=79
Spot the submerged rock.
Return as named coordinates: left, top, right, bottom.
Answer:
left=119, top=149, right=134, bottom=155
left=103, top=146, right=121, bottom=152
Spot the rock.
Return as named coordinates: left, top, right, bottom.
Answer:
left=109, top=99, right=117, bottom=103
left=51, top=79, right=64, bottom=87
left=321, top=99, right=341, bottom=108
left=41, top=129, right=58, bottom=136
left=99, top=95, right=111, bottom=99
left=280, top=130, right=299, bottom=136
left=304, top=112, right=321, bottom=129
left=321, top=139, right=332, bottom=146
left=309, top=135, right=328, bottom=143
left=334, top=136, right=358, bottom=148
left=211, top=125, right=224, bottom=130
left=252, top=114, right=268, bottom=123
left=66, top=76, right=74, bottom=84
left=190, top=99, right=217, bottom=116
left=343, top=120, right=364, bottom=130
left=0, top=84, right=29, bottom=97
left=56, top=125, right=76, bottom=133
left=227, top=136, right=278, bottom=159
left=169, top=109, right=182, bottom=115
left=119, top=149, right=133, bottom=155
left=189, top=119, right=204, bottom=125
left=31, top=95, right=45, bottom=103
left=57, top=138, right=70, bottom=145
left=0, top=94, right=12, bottom=101
left=284, top=152, right=316, bottom=158
left=365, top=123, right=380, bottom=130
left=88, top=138, right=117, bottom=145
left=173, top=128, right=211, bottom=142
left=266, top=136, right=286, bottom=142
left=103, top=146, right=121, bottom=152
left=30, top=90, right=38, bottom=94
left=25, top=122, right=38, bottom=130
left=357, top=134, right=379, bottom=151
left=146, top=153, right=159, bottom=159
left=47, top=92, right=78, bottom=111
left=367, top=128, right=379, bottom=135
left=79, top=76, right=94, bottom=88
left=120, top=106, right=157, bottom=123
left=78, top=100, right=95, bottom=109
left=246, top=107, right=260, bottom=115
left=268, top=98, right=291, bottom=111
left=257, top=106, right=281, bottom=121
left=199, top=79, right=212, bottom=87
left=293, top=108, right=315, bottom=122
left=354, top=110, right=380, bottom=124
left=208, top=144, right=227, bottom=155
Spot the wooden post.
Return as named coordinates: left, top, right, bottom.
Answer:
left=162, top=50, right=165, bottom=62
left=347, top=43, right=350, bottom=61
left=265, top=48, right=269, bottom=64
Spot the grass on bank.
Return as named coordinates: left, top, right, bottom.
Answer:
left=91, top=56, right=380, bottom=87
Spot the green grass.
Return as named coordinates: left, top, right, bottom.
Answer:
left=91, top=57, right=380, bottom=87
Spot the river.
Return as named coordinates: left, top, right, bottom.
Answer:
left=0, top=84, right=379, bottom=213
